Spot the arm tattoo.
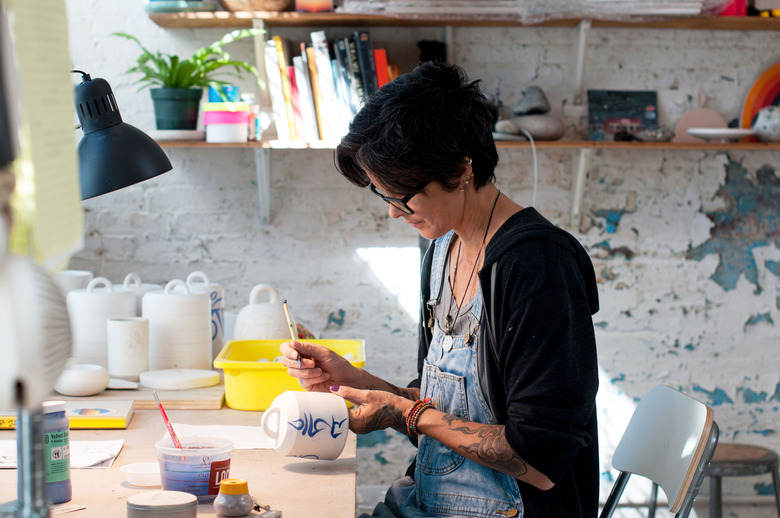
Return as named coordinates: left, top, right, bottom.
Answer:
left=442, top=415, right=529, bottom=478
left=364, top=404, right=406, bottom=434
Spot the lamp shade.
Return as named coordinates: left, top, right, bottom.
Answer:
left=74, top=73, right=172, bottom=200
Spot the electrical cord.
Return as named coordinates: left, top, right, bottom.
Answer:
left=515, top=127, right=538, bottom=207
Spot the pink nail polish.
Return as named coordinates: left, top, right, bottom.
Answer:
left=330, top=385, right=340, bottom=391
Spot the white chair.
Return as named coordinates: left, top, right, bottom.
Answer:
left=600, top=385, right=719, bottom=518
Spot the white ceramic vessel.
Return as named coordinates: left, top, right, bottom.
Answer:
left=232, top=284, right=290, bottom=341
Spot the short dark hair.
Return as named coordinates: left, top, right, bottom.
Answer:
left=335, top=61, right=498, bottom=196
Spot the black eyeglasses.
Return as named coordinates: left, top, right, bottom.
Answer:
left=368, top=183, right=420, bottom=215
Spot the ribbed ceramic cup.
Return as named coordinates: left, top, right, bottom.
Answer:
left=106, top=317, right=149, bottom=381
left=186, top=271, right=225, bottom=360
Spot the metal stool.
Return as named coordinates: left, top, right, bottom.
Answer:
left=705, top=443, right=780, bottom=518
left=649, top=443, right=780, bottom=518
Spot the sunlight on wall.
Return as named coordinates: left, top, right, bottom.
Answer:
left=356, top=247, right=421, bottom=320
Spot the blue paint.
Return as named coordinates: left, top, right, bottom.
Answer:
left=594, top=321, right=608, bottom=329
left=767, top=260, right=780, bottom=277
left=741, top=388, right=768, bottom=404
left=610, top=373, right=625, bottom=383
left=686, top=160, right=780, bottom=291
left=744, top=312, right=774, bottom=330
left=692, top=385, right=734, bottom=406
left=772, top=383, right=780, bottom=402
left=357, top=430, right=389, bottom=448
left=595, top=210, right=624, bottom=234
left=326, top=309, right=346, bottom=328
left=755, top=482, right=774, bottom=496
left=750, top=429, right=775, bottom=437
left=684, top=344, right=695, bottom=351
left=373, top=452, right=388, bottom=465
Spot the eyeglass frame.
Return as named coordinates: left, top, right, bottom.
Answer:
left=368, top=182, right=422, bottom=215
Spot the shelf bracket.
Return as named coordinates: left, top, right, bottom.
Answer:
left=570, top=147, right=591, bottom=228
left=255, top=148, right=271, bottom=224
left=573, top=19, right=591, bottom=105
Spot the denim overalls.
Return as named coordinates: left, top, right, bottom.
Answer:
left=399, top=231, right=524, bottom=518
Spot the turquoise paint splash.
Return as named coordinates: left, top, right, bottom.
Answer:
left=692, top=385, right=734, bottom=406
left=610, top=373, right=625, bottom=384
left=740, top=388, right=768, bottom=404
left=744, top=312, right=774, bottom=330
left=326, top=308, right=346, bottom=328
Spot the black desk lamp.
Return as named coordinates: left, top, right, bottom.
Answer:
left=72, top=70, right=172, bottom=200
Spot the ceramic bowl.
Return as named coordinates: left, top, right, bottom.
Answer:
left=120, top=462, right=161, bottom=487
left=54, top=364, right=110, bottom=396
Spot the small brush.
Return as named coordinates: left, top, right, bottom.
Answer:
left=282, top=300, right=302, bottom=368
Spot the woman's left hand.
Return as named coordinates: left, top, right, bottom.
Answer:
left=329, top=385, right=413, bottom=435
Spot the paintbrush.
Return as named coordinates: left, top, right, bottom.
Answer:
left=283, top=300, right=302, bottom=368
left=153, top=391, right=182, bottom=449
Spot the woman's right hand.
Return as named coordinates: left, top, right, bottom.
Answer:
left=279, top=340, right=357, bottom=392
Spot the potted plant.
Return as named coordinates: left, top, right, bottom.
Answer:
left=114, top=28, right=262, bottom=130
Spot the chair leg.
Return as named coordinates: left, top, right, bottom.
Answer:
left=771, top=464, right=780, bottom=518
left=709, top=475, right=722, bottom=518
left=648, top=482, right=658, bottom=518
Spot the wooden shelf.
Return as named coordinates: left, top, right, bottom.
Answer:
left=156, top=139, right=780, bottom=150
left=149, top=12, right=780, bottom=30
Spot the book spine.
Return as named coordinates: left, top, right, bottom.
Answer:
left=311, top=30, right=344, bottom=140
left=347, top=36, right=365, bottom=108
left=353, top=30, right=378, bottom=99
left=273, top=36, right=298, bottom=140
left=293, top=55, right=320, bottom=141
left=264, top=40, right=292, bottom=141
left=306, top=45, right=329, bottom=141
left=334, top=38, right=358, bottom=117
left=288, top=65, right=305, bottom=141
left=373, top=48, right=390, bottom=89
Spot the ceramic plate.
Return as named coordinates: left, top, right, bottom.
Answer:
left=687, top=128, right=755, bottom=141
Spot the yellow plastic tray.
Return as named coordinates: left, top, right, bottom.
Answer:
left=213, top=339, right=365, bottom=411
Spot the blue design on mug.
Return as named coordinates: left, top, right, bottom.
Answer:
left=288, top=413, right=347, bottom=439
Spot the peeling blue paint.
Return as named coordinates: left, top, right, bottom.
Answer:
left=327, top=308, right=346, bottom=328
left=755, top=482, right=775, bottom=496
left=767, top=260, right=780, bottom=277
left=595, top=210, right=624, bottom=234
left=610, top=373, right=625, bottom=384
left=741, top=388, right=768, bottom=404
left=772, top=383, right=780, bottom=402
left=357, top=430, right=389, bottom=448
left=744, top=312, right=774, bottom=330
left=592, top=240, right=635, bottom=260
left=686, top=160, right=780, bottom=291
left=373, top=452, right=388, bottom=465
left=684, top=344, right=695, bottom=351
left=594, top=321, right=608, bottom=329
left=750, top=429, right=776, bottom=437
left=692, top=385, right=734, bottom=406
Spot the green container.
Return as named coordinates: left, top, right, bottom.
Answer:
left=150, top=88, right=203, bottom=130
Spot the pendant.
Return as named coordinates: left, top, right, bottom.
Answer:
left=444, top=315, right=453, bottom=333
left=443, top=334, right=454, bottom=351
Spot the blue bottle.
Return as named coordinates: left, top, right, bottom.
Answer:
left=42, top=401, right=72, bottom=504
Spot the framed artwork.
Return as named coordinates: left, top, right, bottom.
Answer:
left=587, top=90, right=659, bottom=141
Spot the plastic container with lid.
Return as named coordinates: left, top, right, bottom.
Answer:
left=213, top=478, right=254, bottom=516
left=42, top=400, right=72, bottom=504
left=126, top=490, right=197, bottom=518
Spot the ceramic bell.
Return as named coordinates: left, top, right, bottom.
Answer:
left=232, top=284, right=290, bottom=340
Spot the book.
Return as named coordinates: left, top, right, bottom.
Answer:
left=287, top=65, right=306, bottom=141
left=292, top=55, right=320, bottom=141
left=374, top=48, right=390, bottom=89
left=264, top=39, right=292, bottom=141
left=310, top=30, right=344, bottom=140
left=346, top=36, right=365, bottom=107
left=334, top=37, right=359, bottom=118
left=353, top=30, right=378, bottom=99
left=273, top=35, right=298, bottom=140
left=0, top=400, right=135, bottom=429
left=305, top=45, right=329, bottom=141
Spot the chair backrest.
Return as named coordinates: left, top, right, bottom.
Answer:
left=601, top=385, right=718, bottom=518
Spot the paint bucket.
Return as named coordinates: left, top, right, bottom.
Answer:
left=155, top=437, right=233, bottom=501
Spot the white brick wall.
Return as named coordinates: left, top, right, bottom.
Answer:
left=64, top=3, right=780, bottom=514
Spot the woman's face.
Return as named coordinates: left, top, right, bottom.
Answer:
left=368, top=174, right=464, bottom=240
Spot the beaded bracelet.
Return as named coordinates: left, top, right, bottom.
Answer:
left=406, top=398, right=435, bottom=439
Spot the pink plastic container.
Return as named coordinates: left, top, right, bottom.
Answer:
left=203, top=111, right=250, bottom=125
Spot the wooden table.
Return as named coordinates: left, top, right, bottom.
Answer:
left=0, top=405, right=357, bottom=517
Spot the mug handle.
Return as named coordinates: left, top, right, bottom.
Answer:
left=164, top=279, right=189, bottom=294
left=123, top=272, right=142, bottom=289
left=87, top=276, right=113, bottom=292
left=261, top=407, right=281, bottom=440
left=248, top=284, right=279, bottom=305
left=186, top=270, right=210, bottom=287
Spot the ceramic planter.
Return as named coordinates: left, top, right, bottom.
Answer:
left=150, top=87, right=203, bottom=130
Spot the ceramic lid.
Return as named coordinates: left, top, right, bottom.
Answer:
left=126, top=490, right=197, bottom=510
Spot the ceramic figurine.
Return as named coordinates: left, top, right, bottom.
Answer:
left=512, top=86, right=551, bottom=115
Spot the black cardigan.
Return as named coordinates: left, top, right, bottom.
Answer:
left=413, top=208, right=600, bottom=518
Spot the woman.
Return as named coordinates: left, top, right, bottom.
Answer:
left=280, top=61, right=600, bottom=518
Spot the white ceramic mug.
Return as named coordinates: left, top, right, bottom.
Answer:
left=143, top=279, right=211, bottom=370
left=186, top=271, right=225, bottom=360
left=53, top=269, right=93, bottom=294
left=106, top=317, right=149, bottom=381
left=66, top=277, right=137, bottom=367
left=116, top=273, right=162, bottom=316
left=261, top=391, right=349, bottom=460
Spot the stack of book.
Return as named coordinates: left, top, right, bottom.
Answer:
left=264, top=29, right=397, bottom=143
